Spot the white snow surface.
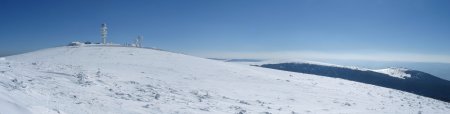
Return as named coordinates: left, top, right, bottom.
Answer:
left=372, top=68, right=412, bottom=79
left=0, top=88, right=32, bottom=114
left=0, top=46, right=448, bottom=114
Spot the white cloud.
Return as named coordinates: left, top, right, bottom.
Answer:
left=192, top=51, right=450, bottom=64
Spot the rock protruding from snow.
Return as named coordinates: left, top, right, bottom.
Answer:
left=373, top=68, right=411, bottom=79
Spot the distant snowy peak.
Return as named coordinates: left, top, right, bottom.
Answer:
left=372, top=68, right=411, bottom=79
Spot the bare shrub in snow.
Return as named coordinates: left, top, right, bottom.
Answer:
left=10, top=78, right=26, bottom=89
left=75, top=72, right=91, bottom=85
left=191, top=90, right=211, bottom=102
left=239, top=100, right=251, bottom=105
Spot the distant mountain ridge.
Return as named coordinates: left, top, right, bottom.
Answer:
left=215, top=59, right=450, bottom=102
left=256, top=62, right=450, bottom=102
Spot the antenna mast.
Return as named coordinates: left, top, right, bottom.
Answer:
left=101, top=23, right=108, bottom=44
left=138, top=35, right=143, bottom=47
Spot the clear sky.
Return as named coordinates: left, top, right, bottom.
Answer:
left=1, top=0, right=450, bottom=63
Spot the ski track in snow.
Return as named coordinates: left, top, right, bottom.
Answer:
left=0, top=46, right=448, bottom=114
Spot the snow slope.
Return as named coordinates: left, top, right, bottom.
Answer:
left=0, top=46, right=449, bottom=114
left=0, top=88, right=32, bottom=114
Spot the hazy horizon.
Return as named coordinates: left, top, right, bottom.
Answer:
left=3, top=47, right=450, bottom=81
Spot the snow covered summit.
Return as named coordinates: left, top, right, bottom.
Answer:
left=0, top=46, right=449, bottom=114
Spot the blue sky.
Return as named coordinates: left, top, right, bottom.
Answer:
left=1, top=0, right=450, bottom=63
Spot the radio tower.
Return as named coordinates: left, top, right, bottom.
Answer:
left=134, top=35, right=143, bottom=47
left=101, top=23, right=108, bottom=44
